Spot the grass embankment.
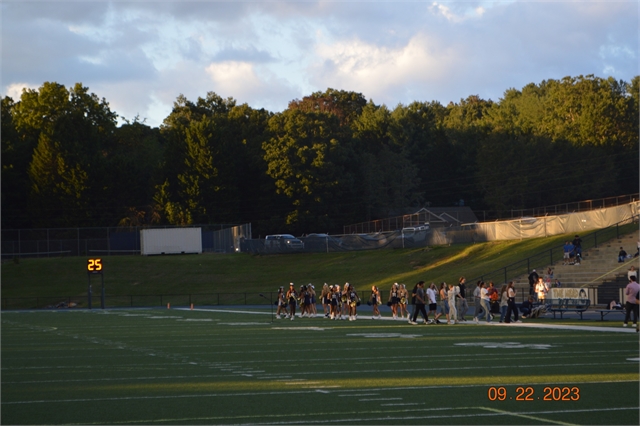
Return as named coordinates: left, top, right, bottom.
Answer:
left=2, top=229, right=597, bottom=299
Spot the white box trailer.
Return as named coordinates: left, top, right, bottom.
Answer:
left=140, top=228, right=202, bottom=255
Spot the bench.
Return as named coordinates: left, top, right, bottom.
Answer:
left=546, top=298, right=591, bottom=319
left=595, top=308, right=626, bottom=321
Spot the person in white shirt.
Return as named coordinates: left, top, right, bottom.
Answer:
left=447, top=283, right=460, bottom=324
left=480, top=282, right=491, bottom=323
left=426, top=283, right=442, bottom=324
left=534, top=278, right=548, bottom=302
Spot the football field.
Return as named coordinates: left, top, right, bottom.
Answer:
left=1, top=308, right=638, bottom=425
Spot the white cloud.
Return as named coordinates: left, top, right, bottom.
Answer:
left=205, top=60, right=299, bottom=111
left=206, top=61, right=262, bottom=95
left=1, top=0, right=637, bottom=125
left=310, top=34, right=459, bottom=103
left=3, top=83, right=37, bottom=100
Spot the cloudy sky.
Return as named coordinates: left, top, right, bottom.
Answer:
left=2, top=0, right=637, bottom=127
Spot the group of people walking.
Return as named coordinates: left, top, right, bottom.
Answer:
left=275, top=277, right=524, bottom=325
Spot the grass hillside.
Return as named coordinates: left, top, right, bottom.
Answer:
left=1, top=229, right=603, bottom=300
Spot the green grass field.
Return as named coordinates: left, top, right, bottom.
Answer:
left=2, top=308, right=638, bottom=425
left=8, top=227, right=636, bottom=304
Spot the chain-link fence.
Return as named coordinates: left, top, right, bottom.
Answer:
left=1, top=224, right=252, bottom=259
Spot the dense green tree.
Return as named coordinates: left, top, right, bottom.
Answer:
left=2, top=76, right=637, bottom=233
left=1, top=96, right=32, bottom=229
left=350, top=102, right=421, bottom=220
left=156, top=93, right=272, bottom=226
left=288, top=88, right=367, bottom=126
left=263, top=108, right=356, bottom=233
left=11, top=82, right=117, bottom=227
left=111, top=120, right=165, bottom=227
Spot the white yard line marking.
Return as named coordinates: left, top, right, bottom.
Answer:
left=81, top=407, right=639, bottom=426
left=4, top=385, right=637, bottom=406
left=381, top=403, right=425, bottom=406
left=337, top=394, right=379, bottom=397
left=359, top=397, right=403, bottom=401
left=478, top=406, right=576, bottom=425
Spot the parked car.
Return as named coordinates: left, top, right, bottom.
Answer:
left=302, top=233, right=342, bottom=250
left=400, top=225, right=430, bottom=242
left=265, top=234, right=304, bottom=250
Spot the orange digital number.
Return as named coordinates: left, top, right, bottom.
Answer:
left=487, top=386, right=507, bottom=401
left=515, top=386, right=534, bottom=401
left=543, top=386, right=581, bottom=401
left=87, top=258, right=102, bottom=272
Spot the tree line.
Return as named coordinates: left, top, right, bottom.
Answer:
left=2, top=75, right=638, bottom=236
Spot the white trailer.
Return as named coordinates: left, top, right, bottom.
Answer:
left=140, top=228, right=202, bottom=255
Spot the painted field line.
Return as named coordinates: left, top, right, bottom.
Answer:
left=479, top=406, right=574, bottom=426
left=381, top=403, right=425, bottom=406
left=4, top=381, right=637, bottom=406
left=68, top=406, right=638, bottom=426
left=2, top=373, right=638, bottom=404
left=176, top=308, right=271, bottom=316
left=176, top=307, right=638, bottom=333
left=188, top=361, right=633, bottom=380
left=211, top=348, right=636, bottom=365
left=491, top=322, right=638, bottom=334
left=337, top=393, right=379, bottom=397
left=359, top=397, right=402, bottom=401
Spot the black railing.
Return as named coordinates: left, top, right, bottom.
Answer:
left=469, top=216, right=639, bottom=285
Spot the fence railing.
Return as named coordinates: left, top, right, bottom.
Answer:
left=1, top=223, right=251, bottom=259
left=469, top=216, right=639, bottom=285
left=472, top=193, right=639, bottom=222
left=344, top=193, right=638, bottom=233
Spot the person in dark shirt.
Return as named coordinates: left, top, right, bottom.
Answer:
left=457, top=277, right=468, bottom=321
left=572, top=235, right=582, bottom=260
left=409, top=281, right=428, bottom=325
left=519, top=295, right=534, bottom=318
left=618, top=247, right=627, bottom=263
left=527, top=269, right=539, bottom=296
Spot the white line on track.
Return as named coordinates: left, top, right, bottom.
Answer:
left=479, top=406, right=573, bottom=425
left=175, top=308, right=639, bottom=333
left=358, top=397, right=402, bottom=401
left=337, top=394, right=379, bottom=397
left=3, top=382, right=637, bottom=405
left=381, top=403, right=425, bottom=406
left=78, top=406, right=637, bottom=426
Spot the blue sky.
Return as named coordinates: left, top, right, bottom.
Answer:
left=2, top=0, right=638, bottom=127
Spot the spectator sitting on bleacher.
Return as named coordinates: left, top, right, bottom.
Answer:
left=520, top=296, right=534, bottom=318
left=609, top=300, right=622, bottom=310
left=618, top=247, right=628, bottom=263
left=627, top=266, right=637, bottom=282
